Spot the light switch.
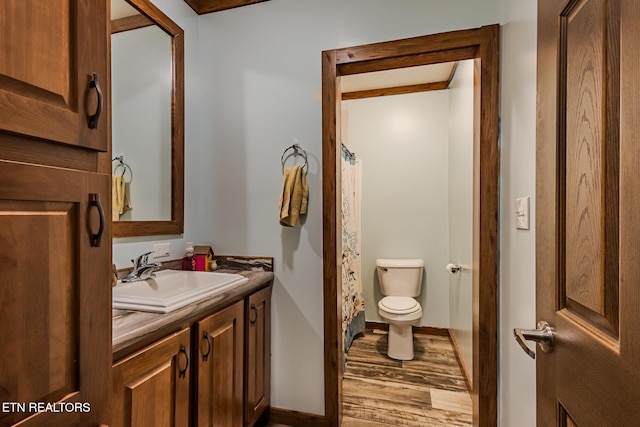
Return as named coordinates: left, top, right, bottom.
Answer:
left=515, top=197, right=530, bottom=230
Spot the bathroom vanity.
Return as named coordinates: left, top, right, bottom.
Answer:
left=112, top=261, right=273, bottom=427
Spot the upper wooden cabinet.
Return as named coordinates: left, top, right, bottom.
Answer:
left=183, top=0, right=269, bottom=14
left=0, top=1, right=111, bottom=426
left=0, top=0, right=108, bottom=151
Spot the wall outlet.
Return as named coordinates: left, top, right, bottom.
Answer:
left=152, top=243, right=170, bottom=258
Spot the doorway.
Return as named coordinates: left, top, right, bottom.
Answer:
left=321, top=25, right=500, bottom=427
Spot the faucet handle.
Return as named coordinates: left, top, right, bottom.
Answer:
left=132, top=252, right=153, bottom=268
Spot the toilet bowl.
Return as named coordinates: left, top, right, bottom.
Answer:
left=376, top=259, right=424, bottom=361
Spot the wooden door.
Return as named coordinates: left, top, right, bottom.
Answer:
left=244, top=286, right=271, bottom=427
left=195, top=301, right=244, bottom=427
left=112, top=328, right=191, bottom=427
left=0, top=160, right=110, bottom=426
left=0, top=0, right=108, bottom=150
left=536, top=0, right=640, bottom=425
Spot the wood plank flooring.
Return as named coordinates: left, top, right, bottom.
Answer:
left=342, top=330, right=472, bottom=426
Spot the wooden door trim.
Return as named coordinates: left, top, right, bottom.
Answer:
left=321, top=24, right=500, bottom=427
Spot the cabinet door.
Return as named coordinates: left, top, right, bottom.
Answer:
left=112, top=328, right=191, bottom=427
left=245, top=286, right=271, bottom=426
left=0, top=160, right=110, bottom=426
left=0, top=0, right=108, bottom=151
left=196, top=301, right=244, bottom=427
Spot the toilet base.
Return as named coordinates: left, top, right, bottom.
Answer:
left=387, top=322, right=415, bottom=360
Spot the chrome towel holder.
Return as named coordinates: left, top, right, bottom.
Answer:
left=112, top=155, right=133, bottom=183
left=281, top=144, right=308, bottom=174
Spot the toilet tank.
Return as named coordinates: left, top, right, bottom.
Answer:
left=376, top=258, right=424, bottom=297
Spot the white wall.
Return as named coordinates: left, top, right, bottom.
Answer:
left=499, top=0, right=538, bottom=425
left=448, top=59, right=474, bottom=379
left=112, top=0, right=539, bottom=424
left=343, top=91, right=451, bottom=328
left=196, top=0, right=505, bottom=417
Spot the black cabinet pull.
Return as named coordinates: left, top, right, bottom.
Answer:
left=250, top=304, right=257, bottom=325
left=201, top=331, right=211, bottom=362
left=89, top=193, right=104, bottom=247
left=178, top=345, right=189, bottom=379
left=88, top=73, right=103, bottom=129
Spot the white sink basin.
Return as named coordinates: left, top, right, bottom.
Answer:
left=112, top=269, right=248, bottom=313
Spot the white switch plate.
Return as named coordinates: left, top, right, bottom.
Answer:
left=515, top=197, right=530, bottom=230
left=153, top=243, right=170, bottom=258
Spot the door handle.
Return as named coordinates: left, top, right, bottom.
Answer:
left=513, top=320, right=554, bottom=359
left=89, top=193, right=105, bottom=247
left=88, top=73, right=103, bottom=129
left=201, top=331, right=211, bottom=362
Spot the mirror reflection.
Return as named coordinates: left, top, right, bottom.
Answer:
left=110, top=0, right=184, bottom=237
left=111, top=0, right=172, bottom=222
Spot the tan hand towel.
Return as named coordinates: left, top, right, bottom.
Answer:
left=112, top=174, right=133, bottom=221
left=279, top=165, right=309, bottom=227
left=112, top=175, right=124, bottom=221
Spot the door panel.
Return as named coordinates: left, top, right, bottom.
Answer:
left=245, top=286, right=271, bottom=426
left=0, top=160, right=110, bottom=426
left=562, top=0, right=620, bottom=337
left=537, top=0, right=640, bottom=425
left=112, top=328, right=191, bottom=427
left=0, top=0, right=108, bottom=150
left=196, top=301, right=244, bottom=427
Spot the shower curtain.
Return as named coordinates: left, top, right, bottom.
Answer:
left=341, top=144, right=365, bottom=357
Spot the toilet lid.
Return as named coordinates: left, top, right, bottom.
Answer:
left=378, top=296, right=420, bottom=314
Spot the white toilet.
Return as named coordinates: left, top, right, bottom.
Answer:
left=376, top=258, right=424, bottom=360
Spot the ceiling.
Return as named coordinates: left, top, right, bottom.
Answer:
left=110, top=0, right=457, bottom=96
left=340, top=61, right=457, bottom=94
left=111, top=0, right=139, bottom=20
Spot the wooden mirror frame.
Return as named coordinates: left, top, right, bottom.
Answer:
left=111, top=0, right=184, bottom=237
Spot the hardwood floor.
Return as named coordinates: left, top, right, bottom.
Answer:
left=342, top=329, right=472, bottom=426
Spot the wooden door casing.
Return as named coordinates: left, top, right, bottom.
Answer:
left=112, top=328, right=191, bottom=427
left=537, top=0, right=640, bottom=425
left=0, top=0, right=108, bottom=151
left=195, top=301, right=244, bottom=427
left=0, top=160, right=111, bottom=427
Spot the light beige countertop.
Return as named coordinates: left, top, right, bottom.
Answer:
left=112, top=257, right=274, bottom=360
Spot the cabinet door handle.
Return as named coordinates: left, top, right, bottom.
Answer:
left=89, top=193, right=104, bottom=247
left=201, top=331, right=211, bottom=362
left=178, top=344, right=189, bottom=378
left=250, top=304, right=257, bottom=325
left=88, top=73, right=103, bottom=129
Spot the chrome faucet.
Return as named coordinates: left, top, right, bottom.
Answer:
left=122, top=252, right=161, bottom=283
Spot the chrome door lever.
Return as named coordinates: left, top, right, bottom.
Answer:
left=513, top=320, right=554, bottom=359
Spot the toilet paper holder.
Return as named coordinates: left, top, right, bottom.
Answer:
left=446, top=263, right=462, bottom=274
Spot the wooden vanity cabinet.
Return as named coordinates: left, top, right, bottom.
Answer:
left=195, top=301, right=245, bottom=426
left=0, top=2, right=111, bottom=427
left=112, top=329, right=192, bottom=427
left=112, top=283, right=272, bottom=427
left=244, top=286, right=272, bottom=426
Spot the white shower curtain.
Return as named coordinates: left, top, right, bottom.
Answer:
left=341, top=146, right=365, bottom=357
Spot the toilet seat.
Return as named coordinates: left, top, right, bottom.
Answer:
left=378, top=296, right=420, bottom=314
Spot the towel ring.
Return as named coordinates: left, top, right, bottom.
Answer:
left=112, top=156, right=133, bottom=183
left=281, top=144, right=308, bottom=174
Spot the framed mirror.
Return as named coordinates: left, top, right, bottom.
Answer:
left=111, top=0, right=184, bottom=237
